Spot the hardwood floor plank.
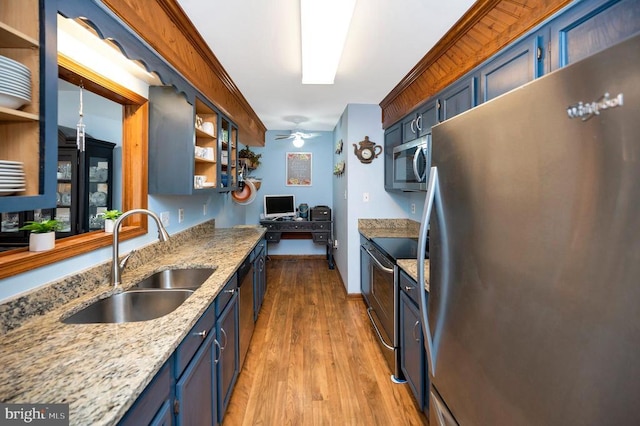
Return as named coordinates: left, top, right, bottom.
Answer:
left=223, top=258, right=428, bottom=425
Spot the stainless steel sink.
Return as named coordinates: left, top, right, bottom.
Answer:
left=133, top=267, right=216, bottom=290
left=62, top=289, right=194, bottom=324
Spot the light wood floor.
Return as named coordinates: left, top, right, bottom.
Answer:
left=223, top=257, right=428, bottom=425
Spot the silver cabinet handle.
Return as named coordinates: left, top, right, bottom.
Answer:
left=194, top=330, right=207, bottom=339
left=213, top=339, right=221, bottom=364
left=410, top=118, right=416, bottom=134
left=404, top=285, right=413, bottom=292
left=416, top=114, right=423, bottom=131
left=366, top=307, right=394, bottom=350
left=219, top=327, right=228, bottom=350
left=412, top=320, right=420, bottom=342
left=224, top=288, right=236, bottom=294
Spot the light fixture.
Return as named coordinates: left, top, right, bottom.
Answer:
left=292, top=135, right=305, bottom=148
left=57, top=15, right=161, bottom=87
left=300, top=0, right=356, bottom=84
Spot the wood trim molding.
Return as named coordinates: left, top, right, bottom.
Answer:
left=0, top=227, right=144, bottom=280
left=58, top=53, right=147, bottom=105
left=101, top=0, right=267, bottom=146
left=0, top=57, right=149, bottom=280
left=380, top=0, right=573, bottom=128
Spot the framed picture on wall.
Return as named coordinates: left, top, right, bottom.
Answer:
left=286, top=152, right=312, bottom=186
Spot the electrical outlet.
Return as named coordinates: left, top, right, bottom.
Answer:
left=178, top=208, right=184, bottom=223
left=160, top=211, right=170, bottom=227
left=363, top=192, right=369, bottom=202
left=203, top=204, right=207, bottom=216
left=344, top=189, right=347, bottom=200
left=411, top=203, right=416, bottom=214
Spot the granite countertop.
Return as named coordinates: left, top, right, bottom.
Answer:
left=397, top=259, right=430, bottom=292
left=358, top=218, right=421, bottom=240
left=358, top=218, right=429, bottom=291
left=0, top=225, right=265, bottom=426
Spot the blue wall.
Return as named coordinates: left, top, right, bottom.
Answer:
left=243, top=130, right=334, bottom=255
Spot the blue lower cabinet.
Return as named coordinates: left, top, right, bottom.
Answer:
left=118, top=361, right=174, bottom=426
left=175, top=331, right=216, bottom=425
left=217, top=288, right=240, bottom=423
left=150, top=400, right=173, bottom=426
left=399, top=271, right=429, bottom=415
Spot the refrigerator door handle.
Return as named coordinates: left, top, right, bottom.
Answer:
left=418, top=166, right=448, bottom=378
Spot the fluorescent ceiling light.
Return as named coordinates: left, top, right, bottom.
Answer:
left=300, top=0, right=356, bottom=84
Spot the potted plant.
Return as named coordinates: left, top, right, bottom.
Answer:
left=101, top=210, right=123, bottom=233
left=238, top=146, right=262, bottom=169
left=19, top=219, right=62, bottom=252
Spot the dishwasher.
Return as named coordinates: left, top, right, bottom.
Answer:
left=238, top=256, right=254, bottom=369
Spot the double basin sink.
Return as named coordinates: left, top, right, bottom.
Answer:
left=63, top=268, right=216, bottom=324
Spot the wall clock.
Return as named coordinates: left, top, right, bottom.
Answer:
left=353, top=136, right=382, bottom=164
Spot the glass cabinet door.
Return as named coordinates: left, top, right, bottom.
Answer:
left=86, top=153, right=111, bottom=231
left=55, top=151, right=77, bottom=236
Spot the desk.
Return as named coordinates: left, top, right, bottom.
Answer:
left=260, top=219, right=334, bottom=269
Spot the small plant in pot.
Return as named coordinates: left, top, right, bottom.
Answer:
left=239, top=146, right=262, bottom=169
left=19, top=219, right=62, bottom=252
left=100, top=210, right=123, bottom=233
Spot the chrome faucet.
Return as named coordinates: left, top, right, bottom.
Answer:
left=111, top=209, right=170, bottom=287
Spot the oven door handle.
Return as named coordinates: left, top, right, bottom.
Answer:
left=364, top=247, right=394, bottom=274
left=366, top=307, right=394, bottom=350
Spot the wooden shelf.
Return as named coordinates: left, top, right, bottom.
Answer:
left=195, top=156, right=215, bottom=163
left=0, top=21, right=38, bottom=48
left=195, top=126, right=216, bottom=139
left=0, top=107, right=38, bottom=122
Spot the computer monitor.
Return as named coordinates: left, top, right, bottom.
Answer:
left=263, top=194, right=296, bottom=219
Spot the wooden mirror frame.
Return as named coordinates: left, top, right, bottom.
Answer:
left=0, top=54, right=149, bottom=280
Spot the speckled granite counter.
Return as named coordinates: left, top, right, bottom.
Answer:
left=0, top=222, right=265, bottom=426
left=358, top=219, right=429, bottom=291
left=358, top=218, right=421, bottom=240
left=397, top=259, right=430, bottom=292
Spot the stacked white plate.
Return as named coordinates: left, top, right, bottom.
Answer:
left=0, top=55, right=32, bottom=110
left=0, top=160, right=26, bottom=196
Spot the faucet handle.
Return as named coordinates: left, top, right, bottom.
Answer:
left=119, top=249, right=137, bottom=272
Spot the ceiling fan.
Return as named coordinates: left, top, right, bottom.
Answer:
left=274, top=130, right=320, bottom=141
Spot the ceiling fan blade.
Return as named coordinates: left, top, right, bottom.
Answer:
left=300, top=132, right=320, bottom=139
left=275, top=134, right=293, bottom=140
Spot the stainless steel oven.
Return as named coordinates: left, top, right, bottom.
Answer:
left=360, top=240, right=404, bottom=382
left=391, top=135, right=431, bottom=191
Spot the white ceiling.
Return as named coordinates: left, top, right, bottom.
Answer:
left=176, top=0, right=476, bottom=132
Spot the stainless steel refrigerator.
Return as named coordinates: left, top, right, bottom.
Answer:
left=417, top=33, right=640, bottom=425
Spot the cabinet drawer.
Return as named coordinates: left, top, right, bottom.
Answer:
left=312, top=222, right=330, bottom=231
left=400, top=270, right=421, bottom=306
left=215, top=274, right=238, bottom=316
left=175, top=301, right=217, bottom=378
left=312, top=232, right=330, bottom=243
left=118, top=360, right=172, bottom=426
left=265, top=232, right=281, bottom=243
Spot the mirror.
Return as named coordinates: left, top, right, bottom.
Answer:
left=0, top=14, right=157, bottom=279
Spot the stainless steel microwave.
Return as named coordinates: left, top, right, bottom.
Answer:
left=391, top=135, right=431, bottom=191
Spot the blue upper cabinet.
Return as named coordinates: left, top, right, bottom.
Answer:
left=0, top=0, right=57, bottom=213
left=549, top=0, right=640, bottom=70
left=479, top=32, right=546, bottom=103
left=439, top=76, right=476, bottom=122
left=401, top=98, right=439, bottom=143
